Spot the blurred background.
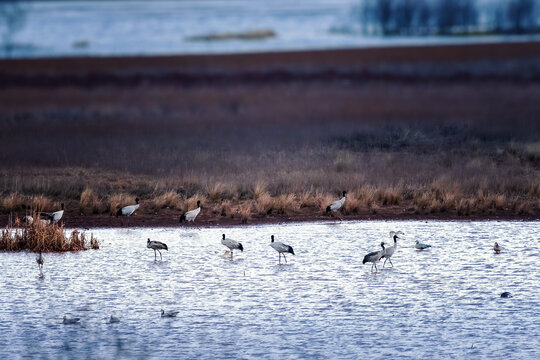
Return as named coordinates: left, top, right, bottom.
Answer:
left=1, top=0, right=540, bottom=58
left=1, top=1, right=539, bottom=223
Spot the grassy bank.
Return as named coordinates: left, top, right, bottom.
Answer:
left=1, top=44, right=539, bottom=225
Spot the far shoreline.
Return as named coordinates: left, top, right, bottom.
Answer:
left=2, top=211, right=537, bottom=230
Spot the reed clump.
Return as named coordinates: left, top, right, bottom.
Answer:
left=152, top=190, right=181, bottom=209
left=80, top=187, right=102, bottom=214
left=0, top=215, right=99, bottom=252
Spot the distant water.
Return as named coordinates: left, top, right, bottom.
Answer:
left=1, top=220, right=539, bottom=359
left=4, top=0, right=540, bottom=59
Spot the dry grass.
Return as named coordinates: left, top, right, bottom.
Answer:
left=152, top=191, right=180, bottom=209
left=0, top=215, right=98, bottom=252
left=2, top=193, right=26, bottom=212
left=80, top=187, right=102, bottom=214
left=107, top=193, right=136, bottom=214
left=0, top=49, right=539, bottom=220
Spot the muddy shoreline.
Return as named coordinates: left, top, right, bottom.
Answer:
left=1, top=210, right=536, bottom=229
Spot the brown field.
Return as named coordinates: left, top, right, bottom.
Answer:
left=1, top=42, right=540, bottom=227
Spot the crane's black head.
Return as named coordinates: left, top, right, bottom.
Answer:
left=393, top=234, right=399, bottom=241
left=147, top=238, right=150, bottom=243
left=115, top=207, right=121, bottom=217
left=380, top=241, right=385, bottom=249
left=271, top=235, right=274, bottom=242
left=222, top=234, right=225, bottom=240
left=197, top=200, right=201, bottom=207
left=342, top=190, right=347, bottom=197
left=135, top=197, right=140, bottom=204
left=61, top=203, right=64, bottom=210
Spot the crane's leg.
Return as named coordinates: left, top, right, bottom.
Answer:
left=154, top=249, right=157, bottom=261
left=158, top=250, right=162, bottom=260
left=283, top=254, right=287, bottom=263
left=383, top=258, right=387, bottom=267
left=388, top=258, right=393, bottom=267
left=278, top=253, right=281, bottom=264
left=193, top=220, right=201, bottom=231
left=230, top=250, right=233, bottom=260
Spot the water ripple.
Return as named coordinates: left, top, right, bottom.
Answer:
left=0, top=220, right=539, bottom=359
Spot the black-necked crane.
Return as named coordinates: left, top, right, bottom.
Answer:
left=36, top=251, right=44, bottom=277
left=270, top=235, right=295, bottom=264
left=161, top=309, right=179, bottom=317
left=180, top=200, right=201, bottom=229
left=117, top=198, right=139, bottom=217
left=493, top=242, right=501, bottom=254
left=381, top=231, right=403, bottom=267
left=147, top=238, right=168, bottom=260
left=363, top=242, right=385, bottom=272
left=50, top=203, right=64, bottom=222
left=326, top=191, right=346, bottom=220
left=39, top=203, right=64, bottom=224
left=221, top=234, right=243, bottom=260
left=415, top=240, right=431, bottom=250
left=63, top=316, right=80, bottom=325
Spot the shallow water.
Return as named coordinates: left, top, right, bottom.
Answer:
left=7, top=0, right=540, bottom=58
left=1, top=220, right=539, bottom=359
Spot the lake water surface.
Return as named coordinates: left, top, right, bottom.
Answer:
left=1, top=220, right=539, bottom=359
left=7, top=0, right=540, bottom=58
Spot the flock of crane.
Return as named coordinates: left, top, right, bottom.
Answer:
left=30, top=191, right=506, bottom=324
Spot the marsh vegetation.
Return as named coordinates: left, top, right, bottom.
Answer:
left=1, top=43, right=539, bottom=225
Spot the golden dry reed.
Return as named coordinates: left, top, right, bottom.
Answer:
left=0, top=214, right=99, bottom=252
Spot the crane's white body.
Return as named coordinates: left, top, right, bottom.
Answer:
left=270, top=235, right=295, bottom=264
left=50, top=209, right=64, bottom=222
left=415, top=240, right=431, bottom=250
left=221, top=234, right=243, bottom=259
left=328, top=197, right=345, bottom=212
left=180, top=201, right=201, bottom=229
left=120, top=204, right=139, bottom=216
left=184, top=206, right=200, bottom=222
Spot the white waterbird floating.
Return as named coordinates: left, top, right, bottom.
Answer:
left=63, top=316, right=80, bottom=325
left=161, top=309, right=179, bottom=317
left=415, top=240, right=431, bottom=250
